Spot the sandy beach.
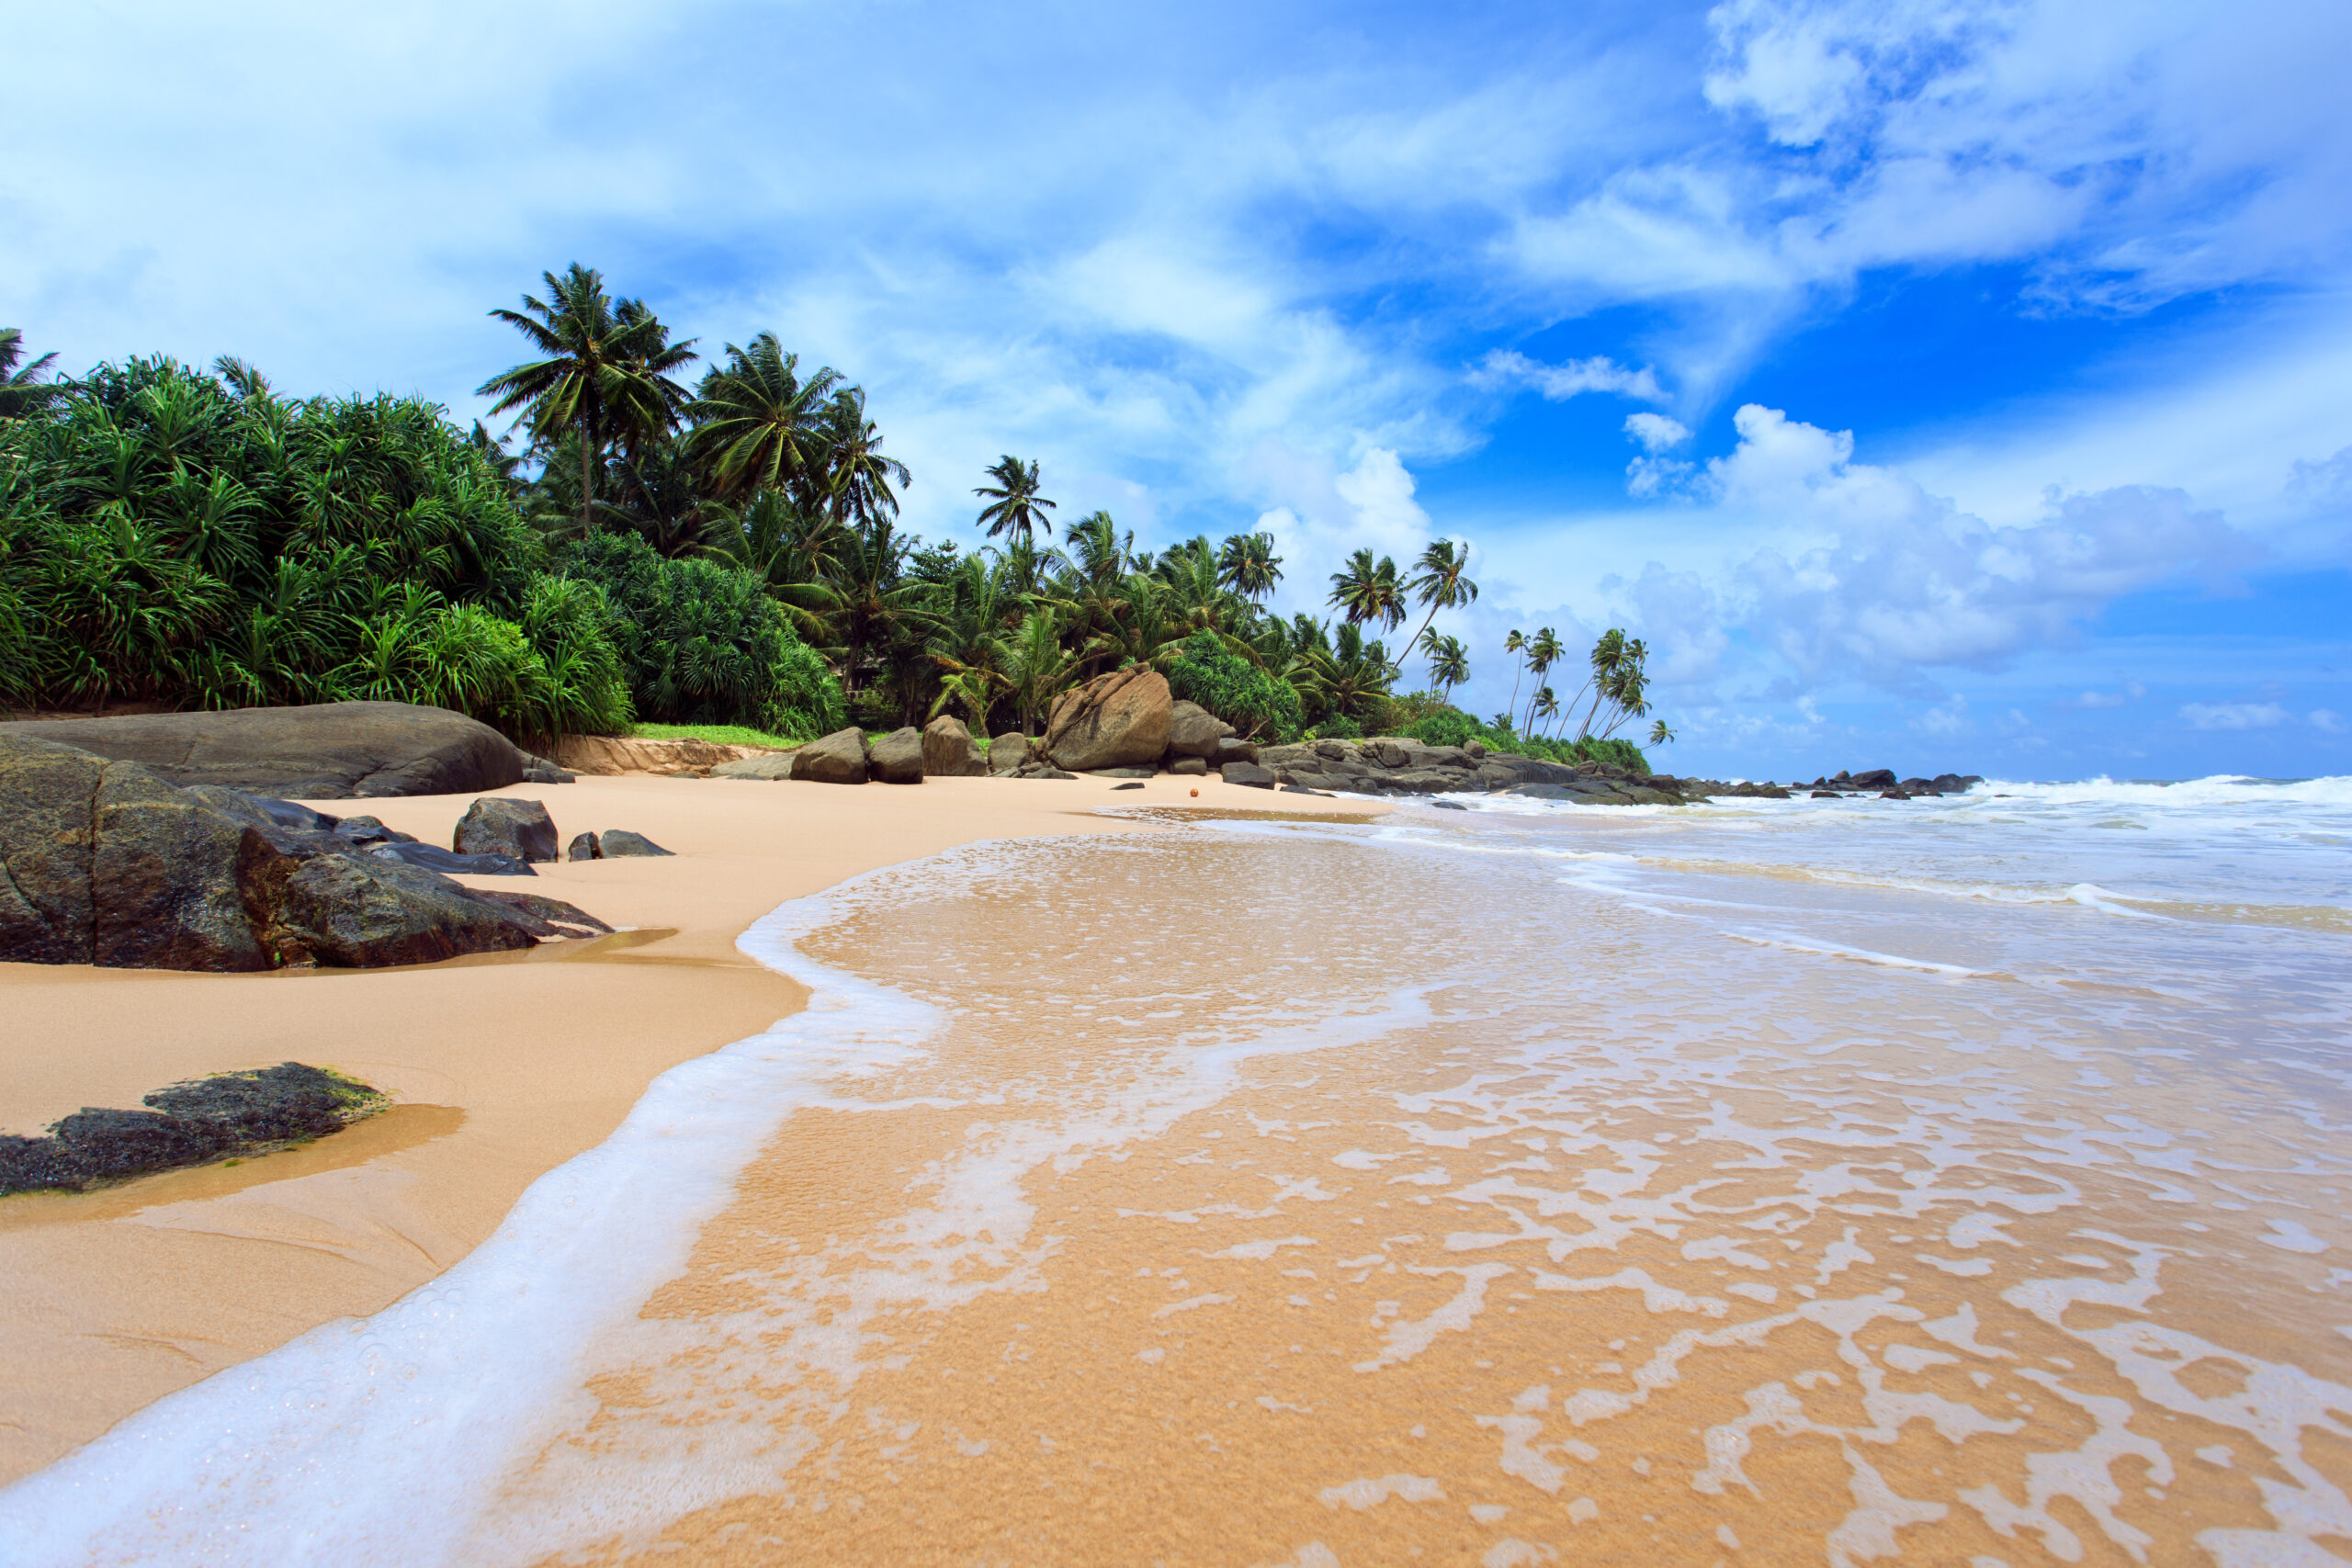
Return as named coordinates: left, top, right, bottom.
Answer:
left=0, top=770, right=1377, bottom=1484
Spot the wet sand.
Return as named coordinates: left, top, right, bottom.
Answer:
left=0, top=770, right=1375, bottom=1484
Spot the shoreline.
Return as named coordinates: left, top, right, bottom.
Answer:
left=0, top=771, right=1383, bottom=1484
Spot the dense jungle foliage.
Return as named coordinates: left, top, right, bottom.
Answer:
left=1, top=268, right=1667, bottom=764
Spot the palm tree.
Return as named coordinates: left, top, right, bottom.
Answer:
left=1502, top=628, right=1528, bottom=727
left=1327, top=547, right=1405, bottom=631
left=974, top=455, right=1056, bottom=545
left=1420, top=630, right=1469, bottom=701
left=1647, top=718, right=1676, bottom=748
left=1403, top=538, right=1478, bottom=652
left=816, top=386, right=910, bottom=531
left=1521, top=626, right=1561, bottom=734
left=477, top=264, right=698, bottom=534
left=0, top=330, right=62, bottom=419
left=686, top=333, right=842, bottom=504
left=1532, top=686, right=1560, bottom=735
left=1216, top=531, right=1283, bottom=602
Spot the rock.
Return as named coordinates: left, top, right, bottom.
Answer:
left=922, top=716, right=989, bottom=777
left=711, top=751, right=797, bottom=780
left=1464, top=740, right=1486, bottom=761
left=599, top=829, right=673, bottom=857
left=368, top=841, right=535, bottom=876
left=1165, top=701, right=1232, bottom=760
left=1166, top=756, right=1208, bottom=776
left=991, top=733, right=1033, bottom=773
left=794, top=728, right=871, bottom=785
left=1432, top=799, right=1468, bottom=811
left=0, top=736, right=105, bottom=964
left=1220, top=761, right=1277, bottom=789
left=552, top=734, right=777, bottom=777
left=1087, top=767, right=1157, bottom=779
left=1811, top=790, right=1838, bottom=798
left=567, top=831, right=602, bottom=861
left=1113, top=781, right=1146, bottom=791
left=1211, top=737, right=1258, bottom=767
left=1848, top=768, right=1897, bottom=790
left=868, top=726, right=926, bottom=784
left=467, top=889, right=616, bottom=940
left=1043, top=668, right=1171, bottom=771
left=0, top=701, right=535, bottom=798
left=0, top=1063, right=382, bottom=1194
left=0, top=732, right=608, bottom=973
left=520, top=754, right=576, bottom=784
left=328, top=814, right=414, bottom=848
left=1005, top=762, right=1076, bottom=780
left=1879, top=788, right=1912, bottom=800
left=453, top=797, right=559, bottom=863
left=1281, top=783, right=1332, bottom=796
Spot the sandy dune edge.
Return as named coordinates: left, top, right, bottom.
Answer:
left=0, top=769, right=1378, bottom=1483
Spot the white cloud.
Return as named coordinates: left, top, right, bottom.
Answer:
left=1474, top=350, right=1666, bottom=404
left=1624, top=412, right=1691, bottom=452
left=1250, top=446, right=1435, bottom=616
left=1916, top=694, right=1972, bottom=738
left=2180, top=702, right=2290, bottom=731
left=2309, top=709, right=2344, bottom=732
left=2074, top=691, right=2126, bottom=709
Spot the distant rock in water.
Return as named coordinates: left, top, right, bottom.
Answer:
left=0, top=701, right=547, bottom=799
left=0, top=733, right=610, bottom=972
left=0, top=1063, right=384, bottom=1195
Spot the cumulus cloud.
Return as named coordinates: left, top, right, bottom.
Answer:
left=1249, top=446, right=1435, bottom=615
left=1624, top=412, right=1691, bottom=452
left=2312, top=709, right=2345, bottom=732
left=1705, top=405, right=2259, bottom=691
left=1474, top=350, right=1666, bottom=403
left=2180, top=702, right=2290, bottom=731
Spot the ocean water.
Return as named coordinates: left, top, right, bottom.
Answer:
left=3, top=777, right=2348, bottom=1566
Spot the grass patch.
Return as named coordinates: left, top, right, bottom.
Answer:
left=628, top=722, right=800, bottom=750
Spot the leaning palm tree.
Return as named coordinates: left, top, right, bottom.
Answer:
left=1216, top=531, right=1283, bottom=602
left=816, top=386, right=910, bottom=531
left=0, top=329, right=62, bottom=419
left=686, top=333, right=842, bottom=504
left=1420, top=630, right=1469, bottom=702
left=477, top=264, right=698, bottom=534
left=1521, top=626, right=1562, bottom=733
left=974, top=456, right=1055, bottom=545
left=1327, top=547, right=1405, bottom=631
left=1647, top=718, right=1676, bottom=748
left=1403, top=538, right=1478, bottom=653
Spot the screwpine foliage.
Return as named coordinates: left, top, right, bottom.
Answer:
left=1163, top=630, right=1303, bottom=741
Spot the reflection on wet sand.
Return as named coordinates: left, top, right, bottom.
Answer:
left=496, top=828, right=2352, bottom=1566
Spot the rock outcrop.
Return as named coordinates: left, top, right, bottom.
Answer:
left=0, top=1063, right=386, bottom=1194
left=0, top=701, right=542, bottom=799
left=0, top=733, right=609, bottom=971
left=1251, top=738, right=1702, bottom=806
left=549, top=733, right=775, bottom=778
left=598, top=829, right=673, bottom=857
left=792, top=728, right=870, bottom=785
left=868, top=727, right=925, bottom=784
left=454, top=797, right=559, bottom=863
left=922, top=716, right=989, bottom=777
left=1164, top=701, right=1233, bottom=760
left=1043, top=669, right=1171, bottom=771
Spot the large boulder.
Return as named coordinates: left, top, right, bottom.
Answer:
left=990, top=733, right=1032, bottom=773
left=922, top=716, right=988, bottom=777
left=711, top=751, right=797, bottom=781
left=1221, top=761, right=1277, bottom=789
left=1165, top=701, right=1233, bottom=760
left=0, top=702, right=533, bottom=799
left=0, top=733, right=606, bottom=972
left=1043, top=668, right=1171, bottom=772
left=793, top=728, right=870, bottom=785
left=869, top=727, right=926, bottom=784
left=453, top=797, right=559, bottom=863
left=598, top=829, right=673, bottom=858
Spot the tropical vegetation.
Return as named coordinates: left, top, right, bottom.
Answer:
left=0, top=267, right=1667, bottom=770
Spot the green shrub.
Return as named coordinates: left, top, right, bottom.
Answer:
left=1307, top=712, right=1363, bottom=740
left=1399, top=702, right=1649, bottom=774
left=553, top=531, right=844, bottom=739
left=1166, top=629, right=1303, bottom=740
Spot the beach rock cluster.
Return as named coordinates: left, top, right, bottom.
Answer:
left=0, top=732, right=612, bottom=972
left=0, top=1063, right=383, bottom=1194
left=1799, top=768, right=1984, bottom=800
left=0, top=701, right=573, bottom=798
left=565, top=829, right=674, bottom=860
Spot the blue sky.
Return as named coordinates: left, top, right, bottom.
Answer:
left=6, top=0, right=2349, bottom=780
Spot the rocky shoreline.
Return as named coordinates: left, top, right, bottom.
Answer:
left=0, top=1063, right=385, bottom=1195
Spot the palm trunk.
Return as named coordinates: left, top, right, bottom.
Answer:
left=1505, top=656, right=1524, bottom=730
left=579, top=407, right=596, bottom=535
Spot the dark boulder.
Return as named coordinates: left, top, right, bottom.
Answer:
left=1112, top=781, right=1146, bottom=791
left=598, top=829, right=673, bottom=858
left=1087, top=766, right=1157, bottom=779
left=454, top=797, right=559, bottom=863
left=465, top=889, right=615, bottom=940
left=0, top=701, right=533, bottom=799
left=368, top=841, right=535, bottom=876
left=1220, top=761, right=1277, bottom=789
left=1848, top=768, right=1897, bottom=790
left=1211, top=737, right=1258, bottom=767
left=922, top=716, right=989, bottom=777
left=710, top=750, right=797, bottom=781
left=1166, top=756, right=1208, bottom=776
left=1165, top=701, right=1233, bottom=760
left=92, top=763, right=277, bottom=971
left=328, top=814, right=415, bottom=848
left=794, top=728, right=870, bottom=785
left=567, top=831, right=602, bottom=862
left=0, top=738, right=106, bottom=964
left=519, top=753, right=577, bottom=785
left=869, top=726, right=926, bottom=784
